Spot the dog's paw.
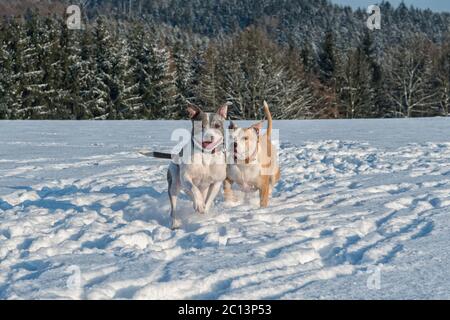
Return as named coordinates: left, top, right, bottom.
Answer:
left=224, top=193, right=240, bottom=205
left=194, top=202, right=206, bottom=214
left=204, top=203, right=213, bottom=214
left=198, top=206, right=206, bottom=214
left=171, top=218, right=182, bottom=230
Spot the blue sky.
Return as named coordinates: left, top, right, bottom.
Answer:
left=331, top=0, right=450, bottom=12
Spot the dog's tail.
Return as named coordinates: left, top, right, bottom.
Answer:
left=139, top=150, right=172, bottom=159
left=263, top=101, right=273, bottom=158
left=263, top=101, right=273, bottom=139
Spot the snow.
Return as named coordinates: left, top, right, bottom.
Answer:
left=0, top=118, right=450, bottom=300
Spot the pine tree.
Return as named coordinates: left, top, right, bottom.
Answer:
left=337, top=47, right=374, bottom=118
left=88, top=17, right=115, bottom=119
left=434, top=41, right=450, bottom=117
left=0, top=27, right=12, bottom=119
left=172, top=41, right=195, bottom=119
left=77, top=28, right=98, bottom=119
left=40, top=18, right=66, bottom=119
left=4, top=20, right=26, bottom=120
left=1, top=2, right=450, bottom=120
left=127, top=23, right=153, bottom=118
left=110, top=37, right=143, bottom=119
left=148, top=41, right=178, bottom=119
left=300, top=41, right=316, bottom=74
left=318, top=31, right=337, bottom=86
left=56, top=20, right=82, bottom=119
left=196, top=44, right=221, bottom=113
left=361, top=30, right=384, bottom=117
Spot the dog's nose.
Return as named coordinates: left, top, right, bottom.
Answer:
left=203, top=132, right=215, bottom=142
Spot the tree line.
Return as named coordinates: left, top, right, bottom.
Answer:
left=1, top=1, right=450, bottom=119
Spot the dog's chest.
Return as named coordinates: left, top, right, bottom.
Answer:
left=228, top=164, right=261, bottom=189
left=198, top=164, right=226, bottom=181
left=185, top=153, right=227, bottom=185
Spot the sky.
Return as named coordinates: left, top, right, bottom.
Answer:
left=331, top=0, right=450, bottom=12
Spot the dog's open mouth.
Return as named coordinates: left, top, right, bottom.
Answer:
left=202, top=141, right=214, bottom=149
left=194, top=137, right=223, bottom=152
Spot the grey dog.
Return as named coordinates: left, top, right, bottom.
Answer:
left=144, top=103, right=229, bottom=229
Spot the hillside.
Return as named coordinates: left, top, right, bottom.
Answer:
left=0, top=0, right=67, bottom=17
left=1, top=0, right=450, bottom=120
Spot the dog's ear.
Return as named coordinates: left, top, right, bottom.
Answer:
left=216, top=102, right=231, bottom=119
left=186, top=103, right=202, bottom=119
left=251, top=121, right=264, bottom=135
left=229, top=121, right=238, bottom=130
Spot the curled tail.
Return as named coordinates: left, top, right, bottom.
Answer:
left=263, top=101, right=272, bottom=140
left=263, top=101, right=273, bottom=159
left=139, top=150, right=172, bottom=159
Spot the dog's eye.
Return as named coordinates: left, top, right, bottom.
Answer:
left=244, top=136, right=249, bottom=141
left=214, top=123, right=221, bottom=129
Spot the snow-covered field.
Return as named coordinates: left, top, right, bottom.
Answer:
left=1, top=119, right=450, bottom=300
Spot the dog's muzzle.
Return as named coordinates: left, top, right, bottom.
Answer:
left=193, top=136, right=224, bottom=154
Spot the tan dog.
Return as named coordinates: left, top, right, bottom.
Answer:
left=224, top=101, right=280, bottom=207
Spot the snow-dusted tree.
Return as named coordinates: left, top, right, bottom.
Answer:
left=278, top=50, right=315, bottom=119
left=434, top=41, right=450, bottom=117
left=126, top=23, right=153, bottom=118
left=172, top=42, right=195, bottom=119
left=13, top=14, right=52, bottom=119
left=39, top=18, right=67, bottom=119
left=56, top=20, right=83, bottom=119
left=77, top=28, right=98, bottom=119
left=148, top=41, right=178, bottom=119
left=2, top=20, right=26, bottom=119
left=110, top=37, right=143, bottom=119
left=214, top=27, right=315, bottom=119
left=196, top=44, right=221, bottom=112
left=215, top=44, right=247, bottom=119
left=360, top=30, right=385, bottom=118
left=82, top=17, right=114, bottom=119
left=2, top=1, right=450, bottom=120
left=300, top=40, right=317, bottom=75
left=0, top=31, right=12, bottom=119
left=337, top=47, right=374, bottom=119
left=318, top=30, right=337, bottom=86
left=384, top=36, right=439, bottom=118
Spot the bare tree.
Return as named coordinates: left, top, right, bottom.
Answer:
left=384, top=36, right=439, bottom=118
left=434, top=41, right=450, bottom=117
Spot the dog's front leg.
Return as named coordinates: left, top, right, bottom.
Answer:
left=183, top=178, right=205, bottom=214
left=168, top=164, right=181, bottom=230
left=204, top=181, right=222, bottom=213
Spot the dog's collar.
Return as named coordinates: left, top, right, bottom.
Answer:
left=234, top=145, right=258, bottom=164
left=245, top=147, right=258, bottom=164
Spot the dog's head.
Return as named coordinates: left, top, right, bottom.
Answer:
left=229, top=121, right=263, bottom=161
left=187, top=103, right=229, bottom=152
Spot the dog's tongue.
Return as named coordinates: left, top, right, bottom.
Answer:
left=202, top=141, right=213, bottom=149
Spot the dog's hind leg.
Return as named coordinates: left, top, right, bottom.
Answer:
left=223, top=178, right=235, bottom=203
left=168, top=164, right=181, bottom=229
left=259, top=176, right=271, bottom=208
